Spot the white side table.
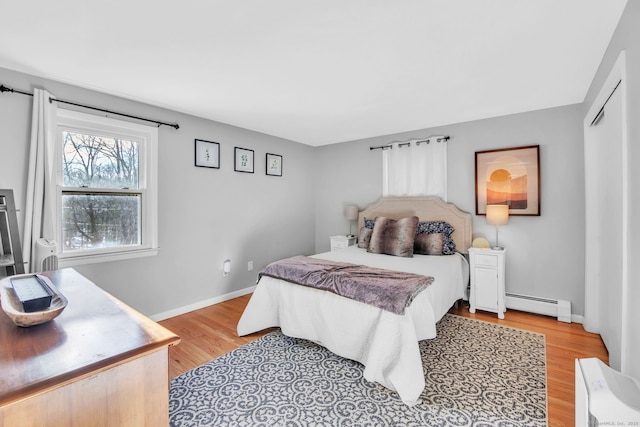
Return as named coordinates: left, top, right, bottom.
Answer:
left=469, top=247, right=506, bottom=319
left=330, top=235, right=356, bottom=251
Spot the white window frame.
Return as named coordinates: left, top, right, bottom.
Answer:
left=55, top=109, right=158, bottom=267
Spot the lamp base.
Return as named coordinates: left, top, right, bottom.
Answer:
left=493, top=227, right=505, bottom=251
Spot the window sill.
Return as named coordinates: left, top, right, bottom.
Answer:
left=58, top=247, right=160, bottom=268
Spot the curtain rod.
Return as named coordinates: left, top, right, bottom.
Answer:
left=0, top=84, right=180, bottom=130
left=370, top=135, right=450, bottom=151
left=369, top=144, right=393, bottom=151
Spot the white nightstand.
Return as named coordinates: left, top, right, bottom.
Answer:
left=468, top=247, right=506, bottom=319
left=330, top=235, right=356, bottom=251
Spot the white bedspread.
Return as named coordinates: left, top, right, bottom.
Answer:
left=237, top=246, right=469, bottom=405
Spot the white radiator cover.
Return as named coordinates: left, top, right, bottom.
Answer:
left=505, top=292, right=572, bottom=323
left=34, top=238, right=58, bottom=272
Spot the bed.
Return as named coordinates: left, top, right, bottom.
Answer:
left=237, top=196, right=472, bottom=406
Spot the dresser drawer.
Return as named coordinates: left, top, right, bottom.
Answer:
left=474, top=253, right=498, bottom=267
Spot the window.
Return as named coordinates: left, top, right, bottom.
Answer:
left=56, top=109, right=158, bottom=266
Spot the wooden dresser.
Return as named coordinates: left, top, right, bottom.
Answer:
left=0, top=268, right=180, bottom=426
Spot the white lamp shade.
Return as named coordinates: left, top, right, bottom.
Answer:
left=486, top=205, right=509, bottom=226
left=344, top=205, right=359, bottom=221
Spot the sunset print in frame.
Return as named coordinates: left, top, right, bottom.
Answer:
left=475, top=145, right=540, bottom=216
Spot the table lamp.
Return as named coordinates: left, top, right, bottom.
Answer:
left=486, top=204, right=509, bottom=250
left=344, top=205, right=359, bottom=237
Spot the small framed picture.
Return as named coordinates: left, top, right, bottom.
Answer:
left=234, top=147, right=254, bottom=173
left=266, top=153, right=283, bottom=177
left=194, top=139, right=220, bottom=169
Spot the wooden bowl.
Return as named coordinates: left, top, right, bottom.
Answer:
left=0, top=274, right=68, bottom=327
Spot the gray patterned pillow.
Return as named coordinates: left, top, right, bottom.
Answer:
left=357, top=227, right=373, bottom=249
left=414, top=233, right=444, bottom=255
left=367, top=216, right=419, bottom=257
left=416, top=221, right=456, bottom=255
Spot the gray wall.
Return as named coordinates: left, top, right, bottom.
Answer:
left=0, top=66, right=316, bottom=317
left=583, top=0, right=640, bottom=380
left=0, top=64, right=587, bottom=318
left=315, top=105, right=586, bottom=315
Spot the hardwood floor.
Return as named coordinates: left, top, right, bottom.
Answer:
left=159, top=295, right=608, bottom=427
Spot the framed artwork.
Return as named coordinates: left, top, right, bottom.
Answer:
left=266, top=153, right=283, bottom=177
left=194, top=139, right=220, bottom=169
left=234, top=147, right=254, bottom=173
left=475, top=145, right=540, bottom=216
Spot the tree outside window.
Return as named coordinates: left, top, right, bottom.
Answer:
left=61, top=130, right=142, bottom=252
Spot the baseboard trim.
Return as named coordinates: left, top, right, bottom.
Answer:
left=505, top=292, right=572, bottom=323
left=149, top=285, right=257, bottom=321
left=572, top=314, right=584, bottom=324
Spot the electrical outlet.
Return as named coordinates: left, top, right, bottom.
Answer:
left=247, top=261, right=253, bottom=271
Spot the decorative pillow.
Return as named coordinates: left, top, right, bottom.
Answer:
left=364, top=217, right=375, bottom=229
left=367, top=216, right=419, bottom=257
left=414, top=233, right=444, bottom=255
left=357, top=226, right=373, bottom=249
left=416, top=221, right=456, bottom=255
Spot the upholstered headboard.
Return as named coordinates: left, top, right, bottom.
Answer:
left=357, top=196, right=473, bottom=254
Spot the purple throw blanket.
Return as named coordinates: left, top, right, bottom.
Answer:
left=258, top=256, right=434, bottom=315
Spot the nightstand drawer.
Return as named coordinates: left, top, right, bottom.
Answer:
left=329, top=235, right=356, bottom=251
left=331, top=240, right=349, bottom=250
left=474, top=253, right=498, bottom=267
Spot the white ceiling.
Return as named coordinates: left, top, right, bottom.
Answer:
left=0, top=1, right=628, bottom=146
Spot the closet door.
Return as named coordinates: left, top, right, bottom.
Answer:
left=583, top=52, right=628, bottom=372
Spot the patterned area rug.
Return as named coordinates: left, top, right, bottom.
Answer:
left=169, top=314, right=547, bottom=426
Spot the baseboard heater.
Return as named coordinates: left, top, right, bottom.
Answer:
left=505, top=292, right=571, bottom=323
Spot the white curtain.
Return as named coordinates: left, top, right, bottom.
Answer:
left=382, top=139, right=447, bottom=199
left=22, top=89, right=57, bottom=273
